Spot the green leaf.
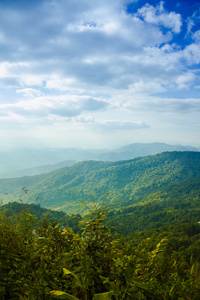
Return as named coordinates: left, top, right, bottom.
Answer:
left=50, top=291, right=68, bottom=296
left=190, top=262, right=200, bottom=277
left=99, top=276, right=109, bottom=285
left=93, top=291, right=114, bottom=300
left=63, top=268, right=83, bottom=288
left=99, top=276, right=117, bottom=293
left=50, top=290, right=79, bottom=300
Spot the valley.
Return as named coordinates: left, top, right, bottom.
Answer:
left=1, top=150, right=200, bottom=299
left=0, top=151, right=200, bottom=215
left=0, top=142, right=199, bottom=178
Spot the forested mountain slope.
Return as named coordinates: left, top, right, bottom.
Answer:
left=105, top=176, right=200, bottom=235
left=0, top=151, right=200, bottom=214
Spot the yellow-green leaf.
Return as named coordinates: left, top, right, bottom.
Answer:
left=50, top=290, right=79, bottom=300
left=63, top=268, right=83, bottom=288
left=93, top=291, right=114, bottom=300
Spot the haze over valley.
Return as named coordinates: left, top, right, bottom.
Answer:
left=0, top=150, right=199, bottom=215
left=0, top=142, right=199, bottom=178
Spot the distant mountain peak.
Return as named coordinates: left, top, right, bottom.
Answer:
left=0, top=143, right=199, bottom=178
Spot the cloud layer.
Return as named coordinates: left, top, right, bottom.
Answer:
left=0, top=0, right=200, bottom=148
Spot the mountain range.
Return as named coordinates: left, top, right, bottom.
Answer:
left=0, top=142, right=199, bottom=178
left=1, top=151, right=200, bottom=215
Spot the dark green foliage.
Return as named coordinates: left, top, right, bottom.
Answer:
left=1, top=200, right=200, bottom=299
left=0, top=207, right=81, bottom=299
left=105, top=176, right=200, bottom=235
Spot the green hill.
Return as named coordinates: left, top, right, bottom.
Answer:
left=0, top=151, right=200, bottom=214
left=0, top=201, right=81, bottom=233
left=105, top=176, right=200, bottom=235
left=1, top=143, right=199, bottom=178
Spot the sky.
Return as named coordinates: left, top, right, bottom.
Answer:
left=0, top=0, right=200, bottom=149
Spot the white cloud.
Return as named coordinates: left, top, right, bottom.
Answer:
left=123, top=96, right=200, bottom=114
left=0, top=95, right=109, bottom=118
left=176, top=73, right=196, bottom=90
left=186, top=8, right=200, bottom=36
left=182, top=43, right=200, bottom=65
left=0, top=0, right=200, bottom=148
left=85, top=119, right=150, bottom=131
left=134, top=1, right=182, bottom=33
left=0, top=0, right=190, bottom=96
left=186, top=19, right=195, bottom=35
left=16, top=88, right=43, bottom=98
left=129, top=80, right=166, bottom=94
left=193, top=30, right=200, bottom=44
left=45, top=75, right=77, bottom=91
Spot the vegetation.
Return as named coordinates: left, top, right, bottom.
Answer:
left=1, top=198, right=200, bottom=299
left=105, top=176, right=200, bottom=235
left=2, top=172, right=200, bottom=237
left=0, top=152, right=200, bottom=214
left=0, top=202, right=82, bottom=234
left=0, top=151, right=200, bottom=298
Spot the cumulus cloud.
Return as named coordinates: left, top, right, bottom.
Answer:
left=0, top=0, right=200, bottom=147
left=0, top=0, right=194, bottom=99
left=182, top=43, right=200, bottom=65
left=134, top=1, right=182, bottom=33
left=0, top=95, right=109, bottom=118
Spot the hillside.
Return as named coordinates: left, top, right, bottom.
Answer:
left=0, top=202, right=81, bottom=233
left=106, top=176, right=200, bottom=235
left=0, top=151, right=200, bottom=214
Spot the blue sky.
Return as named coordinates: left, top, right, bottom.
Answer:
left=0, top=0, right=200, bottom=149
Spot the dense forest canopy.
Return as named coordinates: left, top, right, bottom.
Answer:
left=0, top=151, right=200, bottom=298
left=1, top=199, right=200, bottom=299
left=0, top=151, right=200, bottom=214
